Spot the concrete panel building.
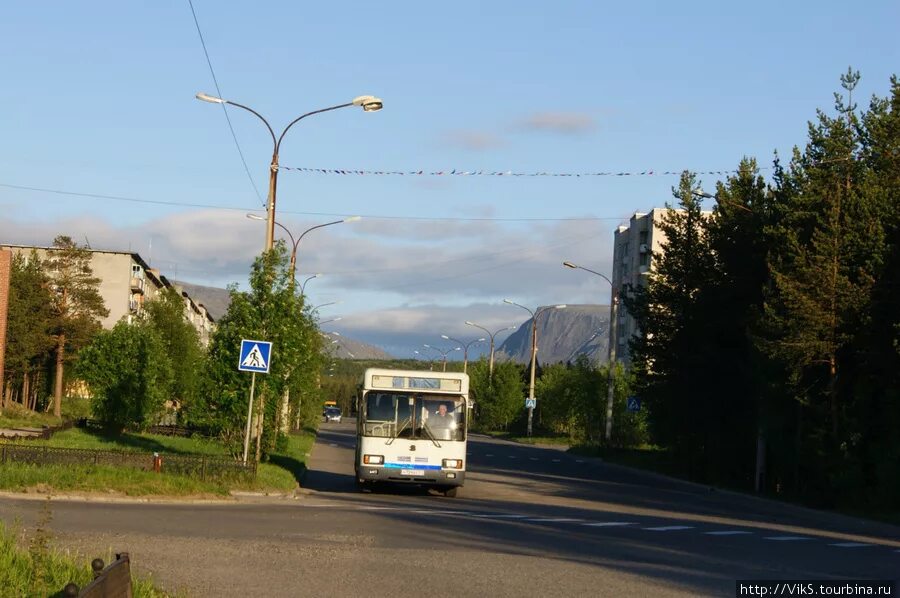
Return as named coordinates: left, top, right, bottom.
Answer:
left=0, top=245, right=214, bottom=345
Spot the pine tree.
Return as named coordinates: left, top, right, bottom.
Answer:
left=43, top=236, right=108, bottom=417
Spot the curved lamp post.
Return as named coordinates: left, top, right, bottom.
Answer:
left=503, top=299, right=566, bottom=436
left=197, top=92, right=381, bottom=251
left=440, top=335, right=485, bottom=374
left=300, top=273, right=322, bottom=295
left=246, top=213, right=360, bottom=285
left=422, top=344, right=460, bottom=372
left=563, top=261, right=618, bottom=444
left=465, top=321, right=517, bottom=378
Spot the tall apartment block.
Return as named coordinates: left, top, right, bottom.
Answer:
left=610, top=208, right=669, bottom=365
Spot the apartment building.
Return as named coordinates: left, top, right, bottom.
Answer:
left=610, top=207, right=712, bottom=364
left=0, top=245, right=214, bottom=345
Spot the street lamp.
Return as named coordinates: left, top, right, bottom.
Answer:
left=563, top=260, right=619, bottom=445
left=246, top=213, right=360, bottom=283
left=440, top=335, right=485, bottom=374
left=300, top=273, right=322, bottom=296
left=692, top=188, right=753, bottom=213
left=311, top=300, right=341, bottom=313
left=197, top=92, right=382, bottom=252
left=503, top=299, right=567, bottom=436
left=422, top=344, right=460, bottom=372
left=465, top=321, right=517, bottom=378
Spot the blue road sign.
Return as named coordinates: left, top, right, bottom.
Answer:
left=525, top=398, right=536, bottom=409
left=626, top=396, right=641, bottom=412
left=238, top=339, right=272, bottom=374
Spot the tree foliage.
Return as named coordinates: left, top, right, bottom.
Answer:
left=76, top=321, right=173, bottom=432
left=43, top=236, right=108, bottom=416
left=468, top=358, right=524, bottom=432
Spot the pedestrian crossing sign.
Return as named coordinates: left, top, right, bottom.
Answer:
left=238, top=339, right=272, bottom=374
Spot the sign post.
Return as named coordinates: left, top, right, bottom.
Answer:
left=238, top=339, right=273, bottom=465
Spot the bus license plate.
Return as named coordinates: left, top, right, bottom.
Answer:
left=400, top=469, right=424, bottom=476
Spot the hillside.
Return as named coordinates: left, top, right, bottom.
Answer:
left=175, top=280, right=393, bottom=359
left=495, top=304, right=611, bottom=365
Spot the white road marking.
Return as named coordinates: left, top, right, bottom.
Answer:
left=471, top=514, right=527, bottom=519
left=763, top=536, right=812, bottom=541
left=359, top=506, right=399, bottom=511
left=575, top=460, right=584, bottom=463
left=329, top=443, right=338, bottom=447
left=529, top=457, right=539, bottom=461
left=526, top=518, right=583, bottom=523
left=704, top=531, right=754, bottom=536
left=485, top=454, right=494, bottom=457
left=582, top=522, right=636, bottom=528
left=552, top=459, right=561, bottom=463
left=508, top=456, right=517, bottom=459
left=829, top=542, right=872, bottom=548
left=643, top=525, right=694, bottom=531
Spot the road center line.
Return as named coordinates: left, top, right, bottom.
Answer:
left=526, top=518, right=583, bottom=523
left=582, top=522, right=636, bottom=527
left=643, top=525, right=694, bottom=531
left=829, top=542, right=873, bottom=548
left=704, top=531, right=754, bottom=536
left=763, top=536, right=812, bottom=541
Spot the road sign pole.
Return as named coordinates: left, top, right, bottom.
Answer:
left=242, top=372, right=257, bottom=465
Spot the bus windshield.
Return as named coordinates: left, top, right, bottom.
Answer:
left=364, top=392, right=465, bottom=442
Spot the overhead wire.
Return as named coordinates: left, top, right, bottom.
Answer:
left=186, top=0, right=265, bottom=207
left=0, top=182, right=626, bottom=222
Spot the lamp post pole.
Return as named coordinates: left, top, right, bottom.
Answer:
left=300, top=273, right=322, bottom=296
left=503, top=300, right=566, bottom=437
left=423, top=344, right=460, bottom=372
left=465, top=322, right=517, bottom=378
left=563, top=261, right=618, bottom=444
left=247, top=214, right=359, bottom=286
left=440, top=335, right=485, bottom=374
left=197, top=92, right=382, bottom=252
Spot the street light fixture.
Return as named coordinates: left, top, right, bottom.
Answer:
left=246, top=213, right=360, bottom=284
left=300, top=273, right=322, bottom=296
left=502, top=299, right=567, bottom=436
left=691, top=188, right=753, bottom=213
left=422, top=344, right=460, bottom=372
left=465, top=321, right=517, bottom=378
left=440, top=334, right=485, bottom=374
left=563, top=260, right=619, bottom=445
left=197, top=92, right=382, bottom=252
left=311, top=300, right=341, bottom=313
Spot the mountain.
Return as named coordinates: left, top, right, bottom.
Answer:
left=326, top=336, right=393, bottom=360
left=495, top=304, right=611, bottom=365
left=172, top=280, right=232, bottom=321
left=173, top=280, right=392, bottom=360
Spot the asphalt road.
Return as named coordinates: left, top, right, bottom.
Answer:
left=1, top=420, right=898, bottom=597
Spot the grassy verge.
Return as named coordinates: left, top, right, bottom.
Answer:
left=0, top=427, right=318, bottom=497
left=568, top=444, right=687, bottom=478
left=0, top=518, right=176, bottom=597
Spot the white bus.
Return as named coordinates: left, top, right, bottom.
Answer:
left=355, top=368, right=469, bottom=497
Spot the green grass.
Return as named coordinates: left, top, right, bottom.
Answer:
left=0, top=519, right=177, bottom=597
left=42, top=428, right=232, bottom=457
left=0, top=405, right=62, bottom=430
left=0, top=427, right=318, bottom=497
left=477, top=429, right=574, bottom=446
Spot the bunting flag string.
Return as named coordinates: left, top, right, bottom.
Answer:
left=280, top=165, right=762, bottom=177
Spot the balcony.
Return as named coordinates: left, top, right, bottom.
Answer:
left=130, top=277, right=145, bottom=293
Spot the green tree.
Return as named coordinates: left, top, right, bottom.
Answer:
left=468, top=358, right=523, bottom=431
left=141, top=287, right=204, bottom=408
left=3, top=251, right=54, bottom=410
left=43, top=236, right=108, bottom=417
left=76, top=321, right=173, bottom=432
left=194, top=242, right=324, bottom=459
left=625, top=171, right=720, bottom=480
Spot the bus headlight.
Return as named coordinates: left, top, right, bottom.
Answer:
left=363, top=455, right=384, bottom=465
left=442, top=459, right=463, bottom=469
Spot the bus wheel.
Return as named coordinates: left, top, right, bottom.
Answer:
left=443, top=486, right=458, bottom=498
left=356, top=479, right=371, bottom=493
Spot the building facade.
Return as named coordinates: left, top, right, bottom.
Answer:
left=0, top=245, right=214, bottom=345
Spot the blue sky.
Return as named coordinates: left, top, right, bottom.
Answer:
left=1, top=1, right=898, bottom=357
